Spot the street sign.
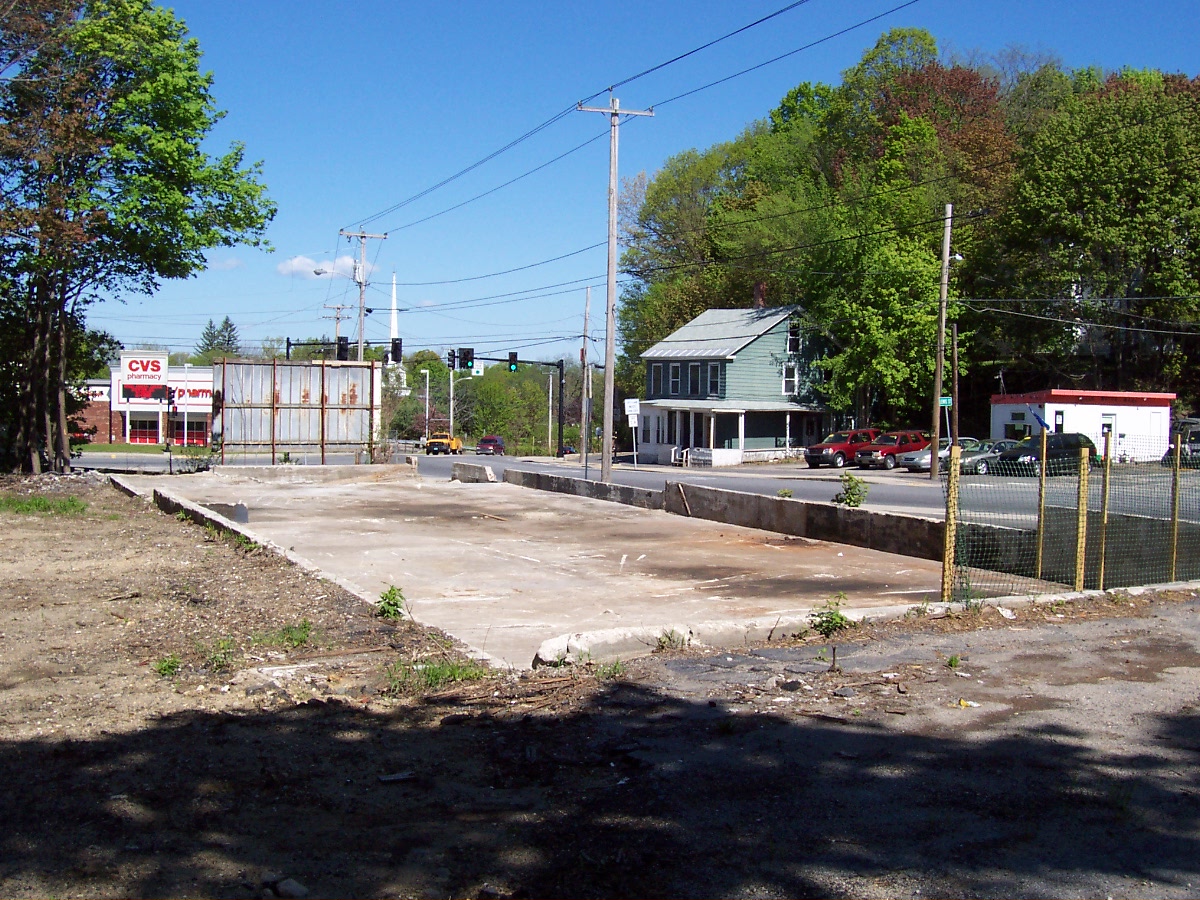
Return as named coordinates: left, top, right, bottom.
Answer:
left=624, top=398, right=640, bottom=416
left=627, top=414, right=638, bottom=428
left=939, top=396, right=953, bottom=407
left=472, top=364, right=483, bottom=377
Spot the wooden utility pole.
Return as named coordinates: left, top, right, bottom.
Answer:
left=581, top=287, right=591, bottom=470
left=322, top=303, right=351, bottom=342
left=577, top=96, right=653, bottom=482
left=930, top=203, right=953, bottom=480
left=339, top=229, right=387, bottom=361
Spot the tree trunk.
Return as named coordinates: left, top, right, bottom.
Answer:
left=53, top=298, right=71, bottom=473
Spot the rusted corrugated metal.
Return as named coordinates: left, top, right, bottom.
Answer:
left=212, top=360, right=381, bottom=463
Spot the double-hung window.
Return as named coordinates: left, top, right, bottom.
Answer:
left=688, top=363, right=701, bottom=397
left=708, top=362, right=720, bottom=397
left=669, top=363, right=681, bottom=396
left=782, top=364, right=798, bottom=396
left=650, top=363, right=663, bottom=397
left=787, top=321, right=801, bottom=354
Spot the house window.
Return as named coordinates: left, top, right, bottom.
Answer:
left=651, top=364, right=663, bottom=397
left=666, top=413, right=676, bottom=444
left=708, top=363, right=720, bottom=397
left=655, top=415, right=663, bottom=444
left=1011, top=412, right=1025, bottom=421
left=782, top=364, right=798, bottom=396
left=669, top=363, right=681, bottom=396
left=688, top=363, right=701, bottom=397
left=642, top=417, right=650, bottom=444
left=787, top=320, right=801, bottom=354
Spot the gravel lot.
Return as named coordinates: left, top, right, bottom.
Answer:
left=1, top=473, right=1198, bottom=898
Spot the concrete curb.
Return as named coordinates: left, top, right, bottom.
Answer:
left=451, top=462, right=497, bottom=484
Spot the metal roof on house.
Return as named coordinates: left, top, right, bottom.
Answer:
left=641, top=306, right=798, bottom=360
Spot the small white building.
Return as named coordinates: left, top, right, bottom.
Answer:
left=990, top=389, right=1175, bottom=460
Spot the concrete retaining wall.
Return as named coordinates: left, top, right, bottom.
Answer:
left=211, top=464, right=411, bottom=484
left=451, top=462, right=497, bottom=483
left=502, top=469, right=663, bottom=510
left=662, top=481, right=944, bottom=561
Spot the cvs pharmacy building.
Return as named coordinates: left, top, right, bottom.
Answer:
left=110, top=351, right=213, bottom=445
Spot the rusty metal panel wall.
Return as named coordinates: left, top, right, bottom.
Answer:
left=212, top=360, right=381, bottom=458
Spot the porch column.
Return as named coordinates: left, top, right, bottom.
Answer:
left=675, top=410, right=682, bottom=447
left=709, top=414, right=715, bottom=449
left=688, top=412, right=695, bottom=449
left=786, top=412, right=791, bottom=449
left=738, top=412, right=745, bottom=450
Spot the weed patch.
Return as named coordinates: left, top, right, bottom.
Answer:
left=385, top=657, right=487, bottom=693
left=832, top=471, right=868, bottom=507
left=204, top=637, right=238, bottom=672
left=256, top=619, right=313, bottom=649
left=594, top=660, right=626, bottom=680
left=809, top=594, right=855, bottom=638
left=655, top=629, right=687, bottom=652
left=152, top=653, right=181, bottom=677
left=776, top=488, right=793, bottom=499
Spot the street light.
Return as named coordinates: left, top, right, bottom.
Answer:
left=449, top=371, right=472, bottom=439
left=419, top=369, right=430, bottom=443
left=313, top=265, right=371, bottom=361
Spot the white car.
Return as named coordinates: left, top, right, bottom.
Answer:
left=901, top=437, right=981, bottom=472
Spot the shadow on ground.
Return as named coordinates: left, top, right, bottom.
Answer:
left=3, top=683, right=1198, bottom=898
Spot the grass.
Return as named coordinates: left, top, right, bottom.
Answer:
left=946, top=654, right=961, bottom=669
left=0, top=494, right=87, bottom=516
left=808, top=594, right=855, bottom=638
left=377, top=585, right=409, bottom=620
left=385, top=657, right=487, bottom=693
left=75, top=442, right=166, bottom=454
left=152, top=653, right=181, bottom=677
left=255, top=619, right=313, bottom=649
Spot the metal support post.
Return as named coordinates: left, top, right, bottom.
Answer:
left=557, top=359, right=565, bottom=458
left=1171, top=433, right=1182, bottom=580
left=1035, top=429, right=1048, bottom=580
left=1099, top=432, right=1112, bottom=590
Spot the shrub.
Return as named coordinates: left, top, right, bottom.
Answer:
left=832, top=471, right=868, bottom=507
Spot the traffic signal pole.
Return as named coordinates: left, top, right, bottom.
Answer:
left=462, top=351, right=567, bottom=457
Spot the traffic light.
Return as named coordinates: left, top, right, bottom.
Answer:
left=391, top=338, right=402, bottom=364
left=508, top=352, right=518, bottom=372
left=166, top=387, right=176, bottom=406
left=447, top=349, right=456, bottom=370
left=458, top=347, right=474, bottom=370
left=336, top=336, right=349, bottom=361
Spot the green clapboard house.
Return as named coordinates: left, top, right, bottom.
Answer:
left=638, top=305, right=827, bottom=466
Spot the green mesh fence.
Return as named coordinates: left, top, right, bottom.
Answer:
left=946, top=434, right=1200, bottom=600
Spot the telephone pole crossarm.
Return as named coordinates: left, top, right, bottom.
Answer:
left=577, top=95, right=653, bottom=482
left=338, top=229, right=387, bottom=362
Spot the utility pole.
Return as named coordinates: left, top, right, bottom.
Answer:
left=578, top=95, right=653, bottom=482
left=339, top=229, right=387, bottom=361
left=929, top=203, right=953, bottom=480
left=322, top=303, right=351, bottom=342
left=548, top=373, right=553, bottom=452
left=581, top=286, right=591, bottom=472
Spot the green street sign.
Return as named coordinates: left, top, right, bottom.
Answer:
left=939, top=396, right=953, bottom=407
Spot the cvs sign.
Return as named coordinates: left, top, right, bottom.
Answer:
left=119, top=351, right=168, bottom=385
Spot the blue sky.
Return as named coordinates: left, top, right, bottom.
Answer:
left=87, top=0, right=1199, bottom=365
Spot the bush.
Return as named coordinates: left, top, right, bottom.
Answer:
left=832, top=471, right=869, bottom=507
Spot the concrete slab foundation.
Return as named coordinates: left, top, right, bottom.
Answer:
left=119, top=469, right=944, bottom=669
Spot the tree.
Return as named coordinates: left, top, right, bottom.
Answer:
left=194, top=316, right=240, bottom=361
left=0, top=0, right=275, bottom=472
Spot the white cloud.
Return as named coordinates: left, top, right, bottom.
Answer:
left=276, top=254, right=373, bottom=280
left=207, top=256, right=245, bottom=271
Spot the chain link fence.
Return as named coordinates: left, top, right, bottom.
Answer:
left=944, top=434, right=1200, bottom=600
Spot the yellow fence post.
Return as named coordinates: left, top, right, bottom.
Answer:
left=941, top=445, right=961, bottom=603
left=1035, top=429, right=1048, bottom=580
left=1074, top=445, right=1089, bottom=591
left=1171, top=433, right=1182, bottom=581
left=1098, top=432, right=1112, bottom=590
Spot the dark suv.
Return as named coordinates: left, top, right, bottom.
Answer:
left=997, top=432, right=1100, bottom=476
left=804, top=428, right=881, bottom=469
left=476, top=435, right=505, bottom=456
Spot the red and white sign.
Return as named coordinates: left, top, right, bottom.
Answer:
left=120, top=352, right=168, bottom=385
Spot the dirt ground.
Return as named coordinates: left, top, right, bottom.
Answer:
left=2, top=474, right=1199, bottom=899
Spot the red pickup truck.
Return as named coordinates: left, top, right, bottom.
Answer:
left=854, top=430, right=930, bottom=470
left=803, top=428, right=882, bottom=469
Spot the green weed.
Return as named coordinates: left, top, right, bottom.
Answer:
left=655, top=629, right=687, bottom=652
left=776, top=488, right=793, bottom=499
left=0, top=494, right=87, bottom=516
left=256, top=619, right=313, bottom=649
left=595, top=660, right=626, bottom=680
left=229, top=532, right=259, bottom=553
left=832, top=471, right=869, bottom=507
left=153, top=653, right=181, bottom=677
left=946, top=654, right=961, bottom=669
left=204, top=637, right=237, bottom=672
left=809, top=594, right=855, bottom=638
left=378, top=585, right=409, bottom=620
left=385, top=658, right=487, bottom=693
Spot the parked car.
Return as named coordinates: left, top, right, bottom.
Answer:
left=900, top=437, right=982, bottom=472
left=855, top=431, right=929, bottom=470
left=996, top=432, right=1100, bottom=476
left=476, top=435, right=505, bottom=455
left=958, top=439, right=1020, bottom=475
left=803, top=428, right=882, bottom=469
